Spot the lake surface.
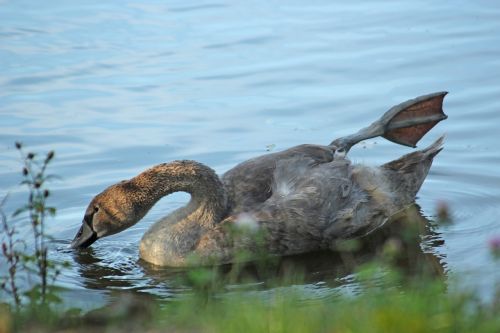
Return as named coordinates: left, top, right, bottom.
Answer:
left=1, top=0, right=500, bottom=307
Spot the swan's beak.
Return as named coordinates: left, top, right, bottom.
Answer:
left=71, top=221, right=98, bottom=249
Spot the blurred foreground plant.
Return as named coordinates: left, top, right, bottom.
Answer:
left=0, top=197, right=23, bottom=308
left=0, top=143, right=62, bottom=309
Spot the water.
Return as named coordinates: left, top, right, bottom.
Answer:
left=1, top=0, right=500, bottom=306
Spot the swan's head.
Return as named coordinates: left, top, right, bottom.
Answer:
left=71, top=180, right=149, bottom=249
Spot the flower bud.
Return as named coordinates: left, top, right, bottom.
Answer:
left=382, top=238, right=403, bottom=259
left=47, top=151, right=55, bottom=161
left=490, top=236, right=500, bottom=259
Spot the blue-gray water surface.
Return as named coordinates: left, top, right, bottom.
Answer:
left=1, top=0, right=500, bottom=307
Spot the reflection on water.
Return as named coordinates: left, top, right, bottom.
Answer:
left=1, top=0, right=500, bottom=306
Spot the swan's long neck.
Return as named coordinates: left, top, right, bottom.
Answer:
left=134, top=161, right=228, bottom=266
left=133, top=160, right=228, bottom=227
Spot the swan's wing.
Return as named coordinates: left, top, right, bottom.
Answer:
left=239, top=149, right=436, bottom=256
left=222, top=144, right=334, bottom=214
left=244, top=158, right=358, bottom=255
left=260, top=138, right=445, bottom=255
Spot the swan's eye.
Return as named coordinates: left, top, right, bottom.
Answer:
left=94, top=206, right=99, bottom=213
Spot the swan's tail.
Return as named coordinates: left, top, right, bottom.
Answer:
left=382, top=136, right=444, bottom=204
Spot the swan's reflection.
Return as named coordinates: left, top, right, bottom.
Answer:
left=72, top=204, right=445, bottom=294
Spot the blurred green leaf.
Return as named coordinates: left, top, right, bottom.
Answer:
left=12, top=206, right=28, bottom=217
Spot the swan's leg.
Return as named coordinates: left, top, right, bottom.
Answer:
left=330, top=92, right=448, bottom=152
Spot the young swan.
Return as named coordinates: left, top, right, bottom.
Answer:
left=71, top=137, right=444, bottom=267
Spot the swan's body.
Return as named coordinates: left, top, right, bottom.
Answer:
left=71, top=92, right=448, bottom=267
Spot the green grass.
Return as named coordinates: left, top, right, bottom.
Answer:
left=2, top=269, right=499, bottom=333
left=161, top=279, right=499, bottom=333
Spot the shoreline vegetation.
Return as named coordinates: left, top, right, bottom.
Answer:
left=1, top=144, right=499, bottom=333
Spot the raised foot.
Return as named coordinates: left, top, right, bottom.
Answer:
left=331, top=92, right=448, bottom=152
